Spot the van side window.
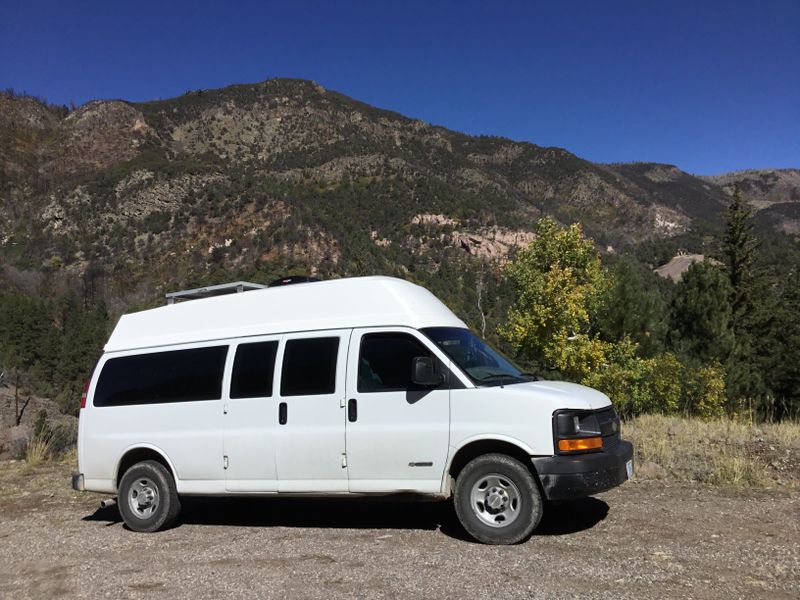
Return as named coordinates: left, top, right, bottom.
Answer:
left=358, top=332, right=435, bottom=393
left=280, top=337, right=339, bottom=396
left=94, top=346, right=228, bottom=407
left=230, top=341, right=279, bottom=399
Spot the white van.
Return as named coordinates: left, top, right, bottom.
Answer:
left=73, top=276, right=633, bottom=544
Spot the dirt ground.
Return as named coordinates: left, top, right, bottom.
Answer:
left=0, top=460, right=797, bottom=600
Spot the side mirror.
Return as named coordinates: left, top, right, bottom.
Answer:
left=411, top=356, right=444, bottom=387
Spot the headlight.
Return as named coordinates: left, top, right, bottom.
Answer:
left=553, top=410, right=604, bottom=454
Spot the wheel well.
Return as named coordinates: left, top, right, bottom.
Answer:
left=448, top=440, right=537, bottom=481
left=116, top=448, right=174, bottom=487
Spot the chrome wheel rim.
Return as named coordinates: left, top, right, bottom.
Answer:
left=470, top=473, right=522, bottom=528
left=128, top=478, right=160, bottom=519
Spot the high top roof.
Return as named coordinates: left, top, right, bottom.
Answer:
left=105, top=276, right=467, bottom=352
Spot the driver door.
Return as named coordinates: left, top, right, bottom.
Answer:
left=344, top=327, right=452, bottom=493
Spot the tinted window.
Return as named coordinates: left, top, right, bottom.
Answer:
left=358, top=333, right=434, bottom=393
left=280, top=337, right=339, bottom=396
left=231, top=341, right=278, bottom=399
left=95, top=346, right=228, bottom=407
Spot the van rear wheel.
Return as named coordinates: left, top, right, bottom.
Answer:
left=453, top=453, right=543, bottom=544
left=118, top=460, right=181, bottom=532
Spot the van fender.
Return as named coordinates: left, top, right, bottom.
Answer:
left=114, top=443, right=181, bottom=488
left=440, top=434, right=536, bottom=494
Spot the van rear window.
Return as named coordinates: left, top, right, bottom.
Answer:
left=280, top=337, right=339, bottom=396
left=230, top=341, right=279, bottom=399
left=94, top=346, right=228, bottom=407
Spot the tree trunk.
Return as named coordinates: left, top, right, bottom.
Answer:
left=476, top=266, right=487, bottom=338
left=14, top=375, right=20, bottom=426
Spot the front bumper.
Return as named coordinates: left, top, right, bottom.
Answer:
left=71, top=473, right=84, bottom=491
left=532, top=440, right=633, bottom=501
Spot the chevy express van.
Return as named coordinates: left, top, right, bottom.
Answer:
left=73, top=276, right=633, bottom=544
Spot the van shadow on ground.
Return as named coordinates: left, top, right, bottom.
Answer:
left=83, top=496, right=608, bottom=542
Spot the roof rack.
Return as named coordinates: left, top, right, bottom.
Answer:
left=165, top=281, right=267, bottom=305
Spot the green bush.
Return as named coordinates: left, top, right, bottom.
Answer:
left=583, top=351, right=682, bottom=418
left=682, top=364, right=727, bottom=419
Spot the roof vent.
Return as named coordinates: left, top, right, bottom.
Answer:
left=268, top=275, right=321, bottom=287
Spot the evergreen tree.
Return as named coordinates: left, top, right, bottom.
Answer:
left=54, top=298, right=108, bottom=414
left=0, top=287, right=109, bottom=415
left=669, top=261, right=733, bottom=365
left=770, top=267, right=800, bottom=419
left=722, top=185, right=767, bottom=406
left=724, top=186, right=758, bottom=322
left=596, top=256, right=670, bottom=357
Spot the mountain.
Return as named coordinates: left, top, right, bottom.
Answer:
left=701, top=169, right=800, bottom=235
left=1, top=79, right=798, bottom=321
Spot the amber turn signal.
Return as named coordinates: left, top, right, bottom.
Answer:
left=558, top=437, right=603, bottom=452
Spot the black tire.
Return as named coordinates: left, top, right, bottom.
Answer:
left=118, top=460, right=181, bottom=533
left=453, top=453, right=543, bottom=544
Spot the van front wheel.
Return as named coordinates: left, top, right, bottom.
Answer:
left=118, top=460, right=181, bottom=532
left=454, top=453, right=543, bottom=544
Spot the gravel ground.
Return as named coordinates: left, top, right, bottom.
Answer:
left=0, top=461, right=798, bottom=599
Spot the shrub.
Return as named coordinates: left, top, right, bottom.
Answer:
left=48, top=420, right=78, bottom=455
left=682, top=364, right=727, bottom=418
left=31, top=409, right=77, bottom=457
left=583, top=350, right=682, bottom=418
left=25, top=432, right=53, bottom=466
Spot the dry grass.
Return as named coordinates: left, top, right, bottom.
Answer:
left=624, top=414, right=800, bottom=488
left=24, top=433, right=54, bottom=468
left=763, top=419, right=800, bottom=447
left=61, top=446, right=78, bottom=470
left=709, top=453, right=763, bottom=486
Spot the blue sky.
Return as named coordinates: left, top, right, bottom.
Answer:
left=1, top=0, right=797, bottom=174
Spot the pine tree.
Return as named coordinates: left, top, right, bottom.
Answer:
left=722, top=185, right=766, bottom=407
left=770, top=266, right=800, bottom=419
left=724, top=185, right=759, bottom=326
left=596, top=256, right=670, bottom=357
left=669, top=261, right=733, bottom=366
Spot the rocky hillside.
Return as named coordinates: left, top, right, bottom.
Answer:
left=701, top=169, right=800, bottom=234
left=1, top=79, right=798, bottom=319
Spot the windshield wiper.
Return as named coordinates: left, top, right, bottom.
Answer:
left=476, top=374, right=527, bottom=383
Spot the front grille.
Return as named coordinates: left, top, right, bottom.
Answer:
left=596, top=407, right=621, bottom=450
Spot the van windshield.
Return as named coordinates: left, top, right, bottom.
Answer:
left=421, top=327, right=533, bottom=386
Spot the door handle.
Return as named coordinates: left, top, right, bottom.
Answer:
left=279, top=402, right=287, bottom=425
left=347, top=398, right=357, bottom=422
